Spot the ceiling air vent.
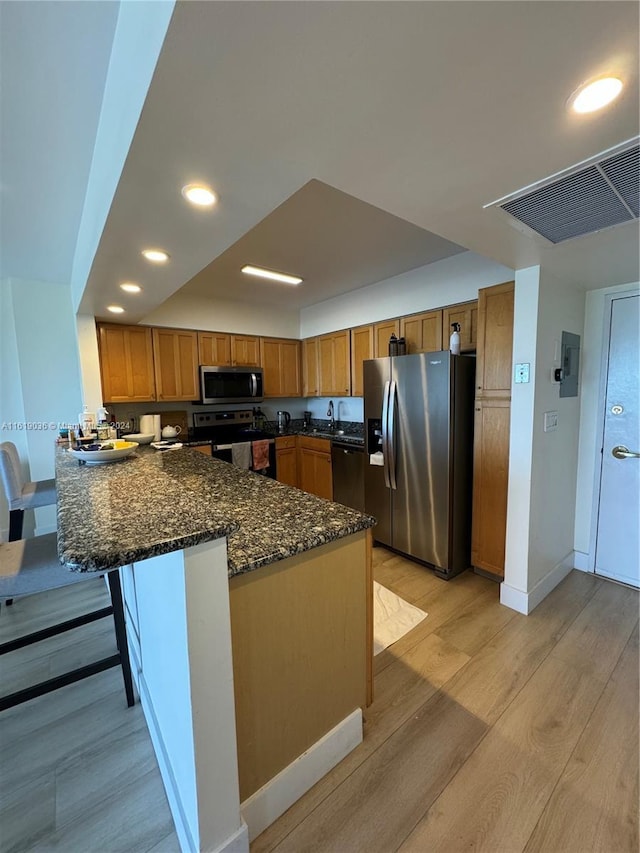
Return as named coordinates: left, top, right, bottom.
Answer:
left=487, top=140, right=639, bottom=244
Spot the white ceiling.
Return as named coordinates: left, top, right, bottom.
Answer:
left=3, top=2, right=639, bottom=321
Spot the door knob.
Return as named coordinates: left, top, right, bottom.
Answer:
left=612, top=445, right=640, bottom=459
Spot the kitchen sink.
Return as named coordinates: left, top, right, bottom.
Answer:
left=311, top=428, right=345, bottom=437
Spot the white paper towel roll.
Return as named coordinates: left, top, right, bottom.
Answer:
left=140, top=414, right=161, bottom=441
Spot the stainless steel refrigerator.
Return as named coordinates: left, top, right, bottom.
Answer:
left=364, top=351, right=475, bottom=578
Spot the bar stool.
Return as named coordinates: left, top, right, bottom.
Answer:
left=0, top=533, right=135, bottom=711
left=0, top=442, right=57, bottom=542
left=0, top=441, right=57, bottom=608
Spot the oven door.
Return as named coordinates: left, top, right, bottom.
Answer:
left=199, top=366, right=263, bottom=404
left=213, top=441, right=276, bottom=479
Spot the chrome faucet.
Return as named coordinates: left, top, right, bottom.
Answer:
left=327, top=400, right=335, bottom=431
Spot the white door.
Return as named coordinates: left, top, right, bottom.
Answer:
left=594, top=293, right=640, bottom=587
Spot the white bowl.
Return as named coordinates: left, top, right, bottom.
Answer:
left=68, top=441, right=139, bottom=464
left=121, top=433, right=155, bottom=445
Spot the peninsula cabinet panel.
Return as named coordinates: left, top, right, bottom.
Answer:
left=98, top=324, right=156, bottom=403
left=231, top=335, right=260, bottom=367
left=152, top=328, right=199, bottom=401
left=373, top=319, right=400, bottom=357
left=260, top=338, right=301, bottom=397
left=471, top=398, right=511, bottom=578
left=476, top=282, right=514, bottom=398
left=318, top=330, right=351, bottom=397
left=442, top=301, right=478, bottom=353
left=350, top=325, right=374, bottom=397
left=198, top=332, right=231, bottom=366
left=400, top=310, right=443, bottom=354
left=302, top=337, right=319, bottom=397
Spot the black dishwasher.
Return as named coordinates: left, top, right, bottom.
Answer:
left=331, top=441, right=365, bottom=512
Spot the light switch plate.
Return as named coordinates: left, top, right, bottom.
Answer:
left=515, top=363, right=530, bottom=383
left=544, top=411, right=558, bottom=432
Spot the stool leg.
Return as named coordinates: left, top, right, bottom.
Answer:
left=107, top=571, right=135, bottom=708
left=8, top=509, right=24, bottom=542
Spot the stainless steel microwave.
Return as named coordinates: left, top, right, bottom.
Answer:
left=199, top=365, right=264, bottom=404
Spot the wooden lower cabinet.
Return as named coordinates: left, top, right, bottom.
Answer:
left=298, top=437, right=333, bottom=500
left=471, top=398, right=511, bottom=578
left=275, top=436, right=298, bottom=488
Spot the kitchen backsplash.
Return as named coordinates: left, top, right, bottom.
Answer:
left=109, top=397, right=363, bottom=434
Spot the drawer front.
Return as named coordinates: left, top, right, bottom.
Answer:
left=298, top=436, right=331, bottom=453
left=275, top=436, right=297, bottom=450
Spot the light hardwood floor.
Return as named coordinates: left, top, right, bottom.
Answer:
left=1, top=550, right=638, bottom=853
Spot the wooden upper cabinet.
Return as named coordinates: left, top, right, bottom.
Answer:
left=198, top=332, right=231, bottom=366
left=260, top=338, right=301, bottom=397
left=442, top=301, right=478, bottom=353
left=302, top=338, right=319, bottom=397
left=318, top=330, right=351, bottom=396
left=98, top=324, right=156, bottom=403
left=373, top=319, right=400, bottom=357
left=400, top=310, right=443, bottom=354
left=475, top=282, right=515, bottom=398
left=350, top=325, right=374, bottom=397
left=152, top=328, right=199, bottom=401
left=231, top=335, right=260, bottom=367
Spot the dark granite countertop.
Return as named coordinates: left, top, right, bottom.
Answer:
left=56, top=445, right=375, bottom=575
left=269, top=419, right=365, bottom=446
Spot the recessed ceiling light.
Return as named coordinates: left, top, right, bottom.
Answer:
left=142, top=248, right=170, bottom=263
left=107, top=305, right=125, bottom=314
left=182, top=184, right=217, bottom=207
left=241, top=265, right=303, bottom=285
left=569, top=77, right=623, bottom=114
left=120, top=282, right=142, bottom=293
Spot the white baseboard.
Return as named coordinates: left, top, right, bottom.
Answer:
left=573, top=550, right=590, bottom=572
left=241, top=708, right=363, bottom=843
left=501, top=551, right=575, bottom=615
left=210, top=821, right=249, bottom=853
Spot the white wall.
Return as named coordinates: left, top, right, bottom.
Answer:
left=300, top=251, right=514, bottom=337
left=503, top=266, right=586, bottom=613
left=528, top=270, right=585, bottom=588
left=503, top=266, right=540, bottom=598
left=142, top=293, right=300, bottom=339
left=574, top=280, right=640, bottom=567
left=1, top=279, right=84, bottom=536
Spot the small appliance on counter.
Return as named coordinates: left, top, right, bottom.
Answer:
left=276, top=411, right=291, bottom=433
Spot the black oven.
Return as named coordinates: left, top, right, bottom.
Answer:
left=191, top=410, right=276, bottom=479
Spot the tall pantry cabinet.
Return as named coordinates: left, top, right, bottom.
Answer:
left=471, top=281, right=515, bottom=579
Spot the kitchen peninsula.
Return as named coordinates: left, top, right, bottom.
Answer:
left=55, top=445, right=375, bottom=853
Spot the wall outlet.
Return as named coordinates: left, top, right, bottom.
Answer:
left=543, top=411, right=558, bottom=432
left=514, top=363, right=530, bottom=383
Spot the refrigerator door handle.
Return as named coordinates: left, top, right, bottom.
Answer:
left=382, top=380, right=391, bottom=489
left=388, top=379, right=397, bottom=490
